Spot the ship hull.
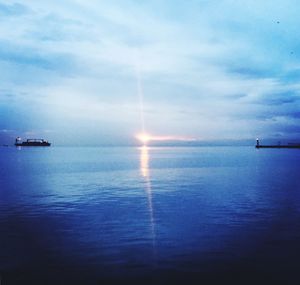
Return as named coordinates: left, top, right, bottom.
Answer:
left=15, top=142, right=51, bottom=147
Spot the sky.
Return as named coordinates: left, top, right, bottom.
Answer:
left=0, top=0, right=300, bottom=146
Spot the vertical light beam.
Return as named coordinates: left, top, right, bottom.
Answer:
left=135, top=58, right=146, bottom=135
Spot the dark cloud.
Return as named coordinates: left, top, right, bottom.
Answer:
left=0, top=90, right=36, bottom=102
left=228, top=66, right=274, bottom=79
left=0, top=42, right=78, bottom=76
left=0, top=90, right=14, bottom=99
left=29, top=13, right=84, bottom=42
left=272, top=123, right=300, bottom=135
left=229, top=104, right=300, bottom=122
left=223, top=93, right=247, bottom=100
left=0, top=44, right=70, bottom=70
left=282, top=68, right=300, bottom=82
left=253, top=90, right=300, bottom=106
left=0, top=3, right=29, bottom=17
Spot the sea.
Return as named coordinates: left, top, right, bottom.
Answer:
left=0, top=146, right=300, bottom=284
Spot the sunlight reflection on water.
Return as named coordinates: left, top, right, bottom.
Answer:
left=140, top=146, right=156, bottom=252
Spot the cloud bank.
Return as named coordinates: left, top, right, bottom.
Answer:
left=1, top=0, right=300, bottom=145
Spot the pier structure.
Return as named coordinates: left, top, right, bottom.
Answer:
left=255, top=138, right=300, bottom=149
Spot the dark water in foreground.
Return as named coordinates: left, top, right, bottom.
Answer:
left=0, top=146, right=300, bottom=284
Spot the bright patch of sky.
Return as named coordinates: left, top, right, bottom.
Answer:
left=0, top=0, right=300, bottom=145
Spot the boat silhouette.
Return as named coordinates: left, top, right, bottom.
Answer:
left=15, top=137, right=51, bottom=147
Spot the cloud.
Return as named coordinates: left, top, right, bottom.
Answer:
left=1, top=0, right=300, bottom=143
left=0, top=41, right=76, bottom=71
left=0, top=3, right=29, bottom=17
left=258, top=91, right=300, bottom=106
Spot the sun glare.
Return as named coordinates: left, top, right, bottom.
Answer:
left=136, top=133, right=196, bottom=144
left=136, top=133, right=151, bottom=144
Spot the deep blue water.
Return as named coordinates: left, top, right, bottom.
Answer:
left=0, top=146, right=300, bottom=284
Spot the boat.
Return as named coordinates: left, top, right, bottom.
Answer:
left=15, top=137, right=51, bottom=147
left=255, top=138, right=300, bottom=149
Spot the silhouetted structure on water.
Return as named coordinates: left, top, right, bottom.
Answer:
left=256, top=138, right=300, bottom=149
left=15, top=137, right=51, bottom=147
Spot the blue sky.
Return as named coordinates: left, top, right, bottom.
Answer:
left=0, top=0, right=300, bottom=145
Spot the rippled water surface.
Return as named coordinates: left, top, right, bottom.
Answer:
left=1, top=146, right=300, bottom=284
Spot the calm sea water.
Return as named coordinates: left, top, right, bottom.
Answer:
left=0, top=146, right=300, bottom=284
